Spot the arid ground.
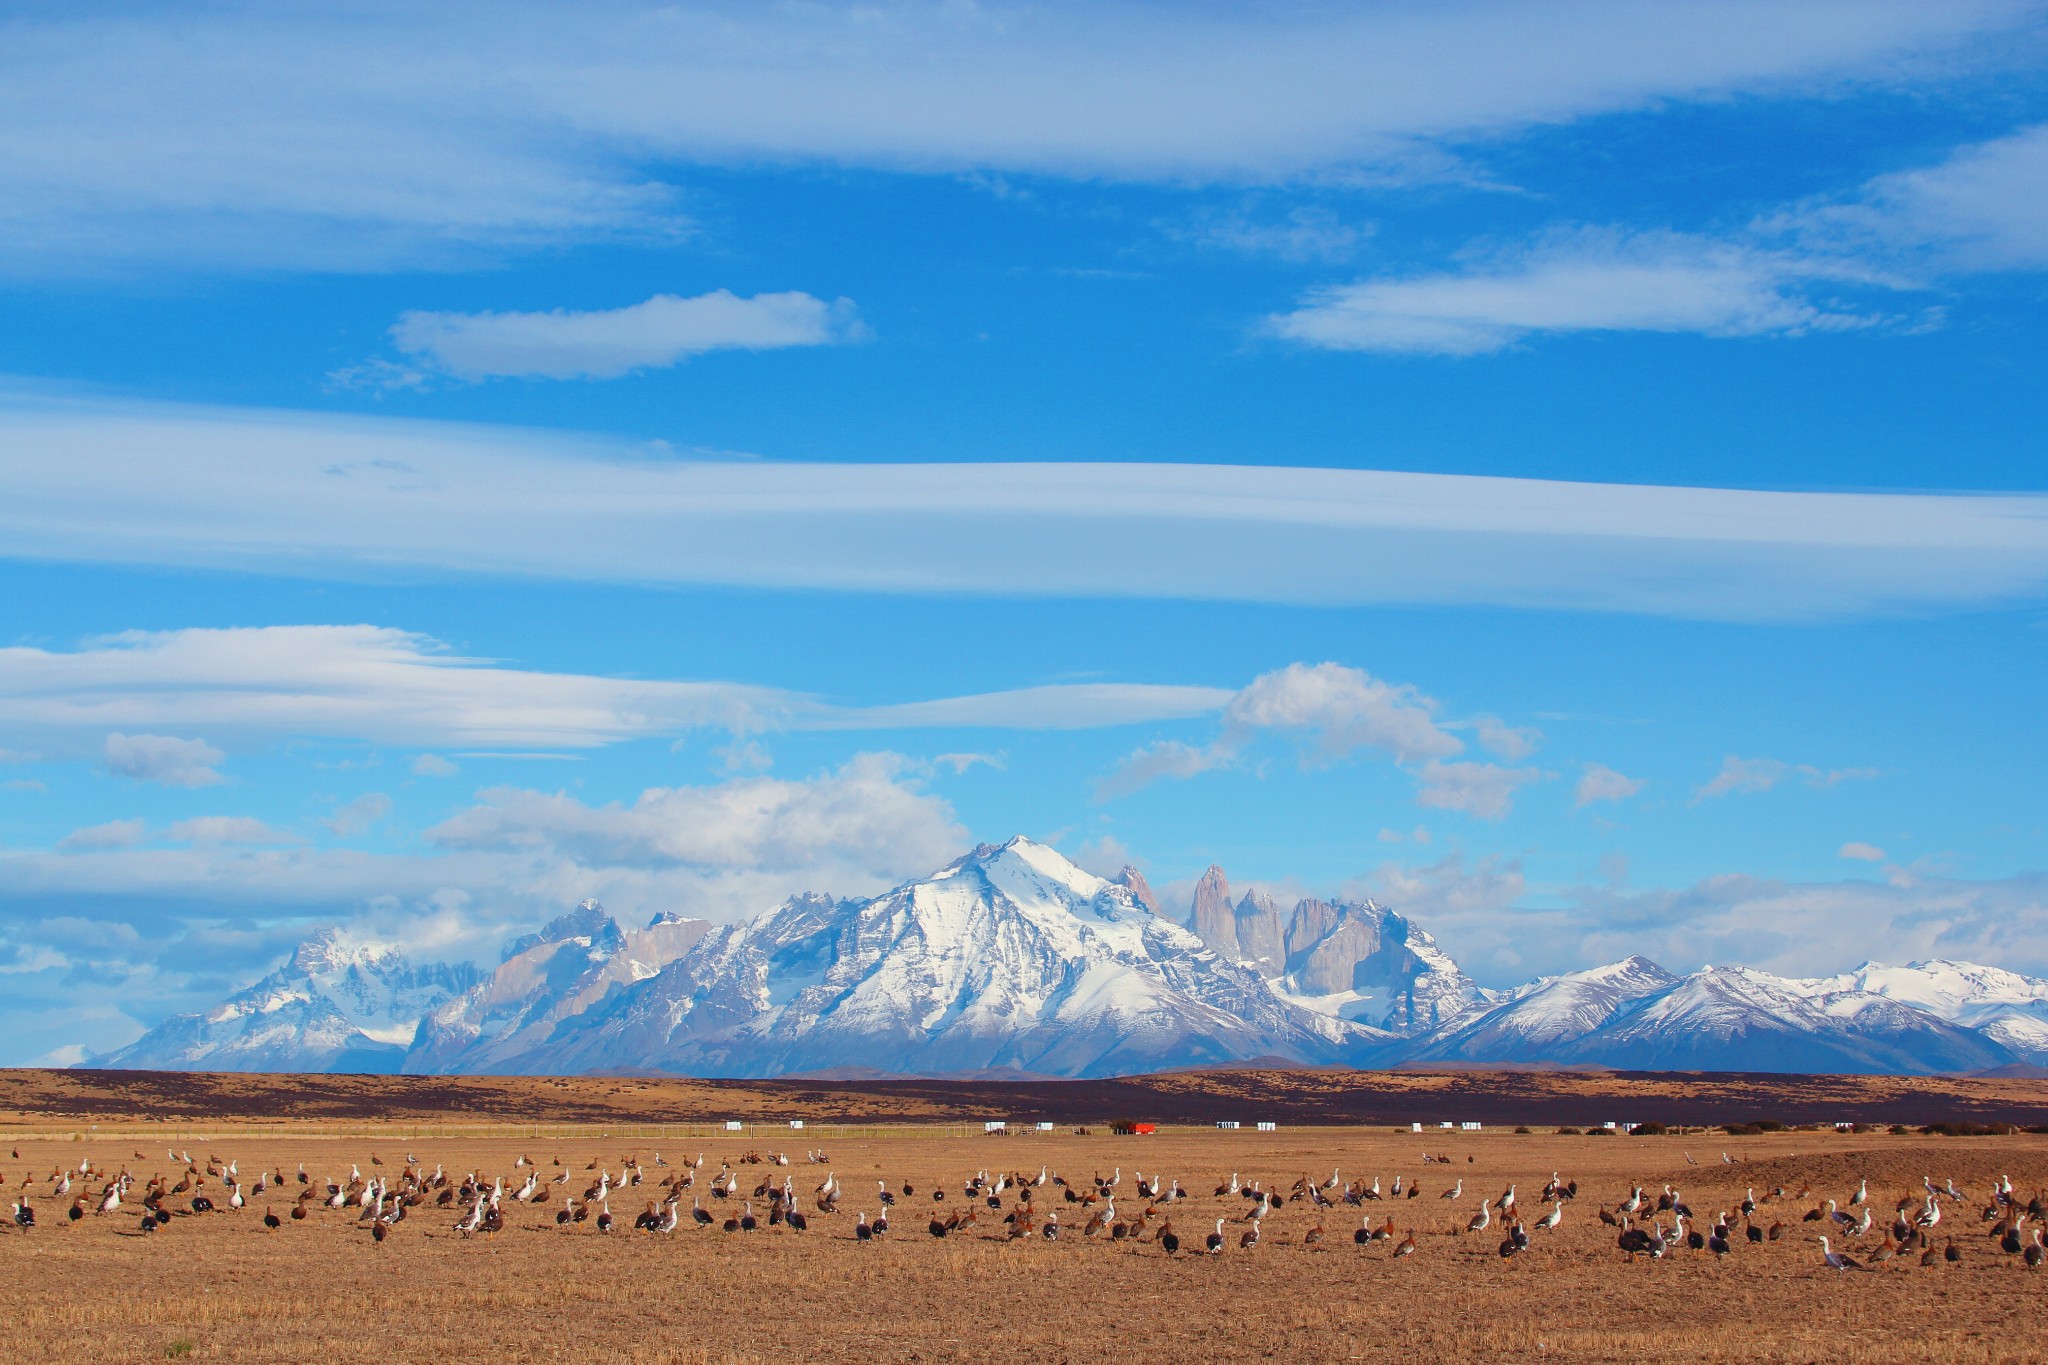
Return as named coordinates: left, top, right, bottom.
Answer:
left=5, top=1069, right=2048, bottom=1364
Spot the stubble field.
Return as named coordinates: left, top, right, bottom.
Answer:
left=6, top=1118, right=2048, bottom=1365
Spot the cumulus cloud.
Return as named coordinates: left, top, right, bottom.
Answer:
left=1475, top=717, right=1542, bottom=761
left=1840, top=841, right=1887, bottom=862
left=378, top=290, right=862, bottom=383
left=165, top=816, right=302, bottom=846
left=411, top=754, right=459, bottom=777
left=1099, top=662, right=1544, bottom=815
left=325, top=793, right=392, bottom=837
left=426, top=752, right=965, bottom=878
left=1269, top=232, right=1886, bottom=355
left=1338, top=854, right=2048, bottom=987
left=102, top=732, right=224, bottom=788
left=1694, top=754, right=1881, bottom=801
left=1223, top=662, right=1462, bottom=766
left=1095, top=739, right=1231, bottom=801
left=1413, top=759, right=1544, bottom=820
left=1574, top=762, right=1646, bottom=808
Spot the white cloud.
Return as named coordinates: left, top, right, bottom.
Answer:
left=1224, top=662, right=1462, bottom=766
left=10, top=398, right=2046, bottom=620
left=1694, top=754, right=1881, bottom=801
left=58, top=818, right=146, bottom=850
left=0, top=2, right=2009, bottom=271
left=165, top=816, right=302, bottom=846
left=382, top=290, right=861, bottom=382
left=1095, top=739, right=1231, bottom=801
left=1341, top=855, right=2048, bottom=986
left=2, top=625, right=1228, bottom=760
left=1173, top=204, right=1370, bottom=263
left=1269, top=232, right=1885, bottom=355
left=426, top=753, right=964, bottom=878
left=1574, top=762, right=1645, bottom=808
left=325, top=793, right=392, bottom=837
left=102, top=732, right=224, bottom=788
left=1475, top=717, right=1541, bottom=761
left=1793, top=122, right=2048, bottom=271
left=1414, top=759, right=1543, bottom=820
left=1099, top=662, right=1465, bottom=799
left=1840, top=841, right=1887, bottom=862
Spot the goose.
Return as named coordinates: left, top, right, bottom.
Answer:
left=740, top=1201, right=758, bottom=1232
left=1465, top=1201, right=1491, bottom=1235
left=261, top=1207, right=280, bottom=1230
left=1441, top=1180, right=1462, bottom=1201
left=1205, top=1218, right=1225, bottom=1254
left=1391, top=1230, right=1416, bottom=1258
left=1354, top=1214, right=1374, bottom=1245
left=1238, top=1224, right=1259, bottom=1250
left=1535, top=1203, right=1562, bottom=1232
left=1850, top=1178, right=1868, bottom=1207
left=1159, top=1220, right=1180, bottom=1254
left=11, top=1198, right=31, bottom=1230
left=854, top=1211, right=873, bottom=1242
left=1819, top=1235, right=1868, bottom=1271
left=2026, top=1229, right=2046, bottom=1268
left=595, top=1199, right=613, bottom=1234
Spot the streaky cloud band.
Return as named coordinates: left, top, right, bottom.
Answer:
left=3, top=397, right=2045, bottom=620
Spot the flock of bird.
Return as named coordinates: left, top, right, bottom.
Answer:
left=5, top=1142, right=2044, bottom=1275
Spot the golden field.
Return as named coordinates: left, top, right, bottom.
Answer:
left=6, top=1097, right=2048, bottom=1364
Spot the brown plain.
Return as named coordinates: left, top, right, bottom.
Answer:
left=5, top=1069, right=2048, bottom=1364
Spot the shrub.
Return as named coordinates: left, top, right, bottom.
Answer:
left=1513, top=1126, right=1532, bottom=1135
left=1584, top=1126, right=1613, bottom=1136
left=1554, top=1126, right=1581, bottom=1135
left=165, top=1343, right=196, bottom=1360
left=1630, top=1121, right=1669, bottom=1136
left=1889, top=1124, right=1911, bottom=1135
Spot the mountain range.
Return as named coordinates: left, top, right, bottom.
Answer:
left=98, top=836, right=2048, bottom=1078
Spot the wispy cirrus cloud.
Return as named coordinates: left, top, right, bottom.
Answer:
left=7, top=398, right=2045, bottom=620
left=1269, top=231, right=1892, bottom=355
left=344, top=290, right=863, bottom=386
left=1693, top=754, right=1881, bottom=802
left=0, top=2, right=2013, bottom=272
left=0, top=624, right=1235, bottom=760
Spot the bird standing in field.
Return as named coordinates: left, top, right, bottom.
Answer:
left=1819, top=1236, right=1868, bottom=1271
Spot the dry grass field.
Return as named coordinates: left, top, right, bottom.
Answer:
left=6, top=1109, right=2048, bottom=1365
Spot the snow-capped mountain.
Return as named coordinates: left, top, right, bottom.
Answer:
left=1797, top=960, right=2048, bottom=1064
left=1410, top=955, right=1678, bottom=1063
left=85, top=838, right=2048, bottom=1078
left=1409, top=958, right=2016, bottom=1075
left=100, top=929, right=481, bottom=1073
left=510, top=837, right=1380, bottom=1078
left=1182, top=865, right=1488, bottom=1033
left=405, top=900, right=709, bottom=1074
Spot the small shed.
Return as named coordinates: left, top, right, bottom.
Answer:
left=984, top=1120, right=1008, bottom=1133
left=1256, top=1121, right=1278, bottom=1132
left=1216, top=1120, right=1241, bottom=1130
left=788, top=1120, right=805, bottom=1130
left=724, top=1120, right=744, bottom=1132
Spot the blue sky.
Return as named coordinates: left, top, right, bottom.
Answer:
left=3, top=1, right=2047, bottom=1065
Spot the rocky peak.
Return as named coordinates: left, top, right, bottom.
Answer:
left=1113, top=866, right=1159, bottom=914
left=1188, top=865, right=1236, bottom=957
